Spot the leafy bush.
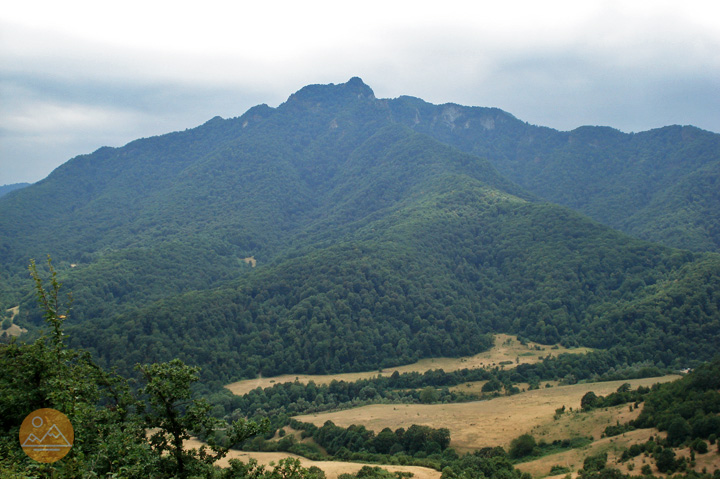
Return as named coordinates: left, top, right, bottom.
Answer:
left=509, top=434, right=537, bottom=459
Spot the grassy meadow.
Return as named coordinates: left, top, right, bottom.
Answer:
left=218, top=335, right=695, bottom=478
left=225, top=334, right=592, bottom=396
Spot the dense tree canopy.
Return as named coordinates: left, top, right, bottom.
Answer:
left=1, top=78, right=719, bottom=386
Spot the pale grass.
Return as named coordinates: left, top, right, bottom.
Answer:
left=2, top=306, right=26, bottom=337
left=293, top=376, right=679, bottom=455
left=183, top=437, right=441, bottom=479
left=516, top=424, right=662, bottom=478
left=243, top=257, right=257, bottom=267
left=225, top=334, right=592, bottom=396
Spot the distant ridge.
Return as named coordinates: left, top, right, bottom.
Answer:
left=385, top=96, right=720, bottom=252
left=0, top=183, right=30, bottom=198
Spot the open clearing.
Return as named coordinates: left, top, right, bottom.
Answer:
left=2, top=306, right=26, bottom=337
left=225, top=334, right=592, bottom=396
left=184, top=438, right=441, bottom=479
left=293, top=376, right=679, bottom=454
left=517, top=429, right=720, bottom=478
left=516, top=428, right=661, bottom=478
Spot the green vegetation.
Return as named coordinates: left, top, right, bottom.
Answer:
left=0, top=259, right=270, bottom=478
left=389, top=97, right=720, bottom=252
left=632, top=358, right=720, bottom=443
left=3, top=78, right=720, bottom=479
left=582, top=452, right=608, bottom=474
left=509, top=434, right=537, bottom=459
left=506, top=433, right=592, bottom=462
left=0, top=182, right=29, bottom=198
left=600, top=360, right=720, bottom=474
left=338, top=466, right=412, bottom=479
left=1, top=79, right=719, bottom=385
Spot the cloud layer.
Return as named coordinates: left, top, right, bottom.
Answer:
left=2, top=0, right=719, bottom=184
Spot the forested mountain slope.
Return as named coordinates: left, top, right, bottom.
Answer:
left=0, top=183, right=30, bottom=198
left=387, top=97, right=720, bottom=252
left=1, top=78, right=719, bottom=383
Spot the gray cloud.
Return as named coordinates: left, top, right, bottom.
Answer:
left=2, top=2, right=719, bottom=184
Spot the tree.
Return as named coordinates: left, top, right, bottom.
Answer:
left=582, top=452, right=608, bottom=473
left=139, top=359, right=269, bottom=477
left=654, top=447, right=677, bottom=473
left=1, top=257, right=146, bottom=476
left=1, top=258, right=269, bottom=478
left=690, top=438, right=708, bottom=454
left=666, top=416, right=691, bottom=447
left=581, top=391, right=599, bottom=410
left=420, top=386, right=439, bottom=403
left=29, top=257, right=72, bottom=349
left=221, top=457, right=326, bottom=479
left=509, top=434, right=537, bottom=459
left=482, top=377, right=503, bottom=393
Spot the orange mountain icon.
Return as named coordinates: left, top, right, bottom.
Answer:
left=22, top=424, right=71, bottom=449
left=20, top=408, right=74, bottom=462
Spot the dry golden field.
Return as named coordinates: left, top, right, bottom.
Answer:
left=293, top=376, right=679, bottom=454
left=218, top=335, right=712, bottom=478
left=184, top=438, right=441, bottom=479
left=225, top=334, right=592, bottom=396
left=516, top=428, right=658, bottom=478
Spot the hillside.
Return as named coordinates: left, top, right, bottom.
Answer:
left=387, top=97, right=720, bottom=252
left=0, top=78, right=719, bottom=383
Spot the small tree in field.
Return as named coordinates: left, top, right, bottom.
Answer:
left=581, top=391, right=599, bottom=410
left=509, top=434, right=537, bottom=458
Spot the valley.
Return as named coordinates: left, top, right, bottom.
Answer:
left=209, top=371, right=701, bottom=478
left=1, top=78, right=719, bottom=478
left=216, top=334, right=701, bottom=478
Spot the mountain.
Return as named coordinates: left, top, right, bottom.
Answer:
left=0, top=183, right=30, bottom=198
left=386, top=97, right=720, bottom=252
left=1, top=78, right=718, bottom=382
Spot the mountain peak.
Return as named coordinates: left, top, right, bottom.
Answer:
left=282, top=77, right=375, bottom=110
left=345, top=76, right=374, bottom=95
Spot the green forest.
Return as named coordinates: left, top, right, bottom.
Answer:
left=1, top=78, right=720, bottom=478
left=3, top=265, right=718, bottom=478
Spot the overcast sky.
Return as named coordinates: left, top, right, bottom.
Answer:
left=2, top=0, right=719, bottom=185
